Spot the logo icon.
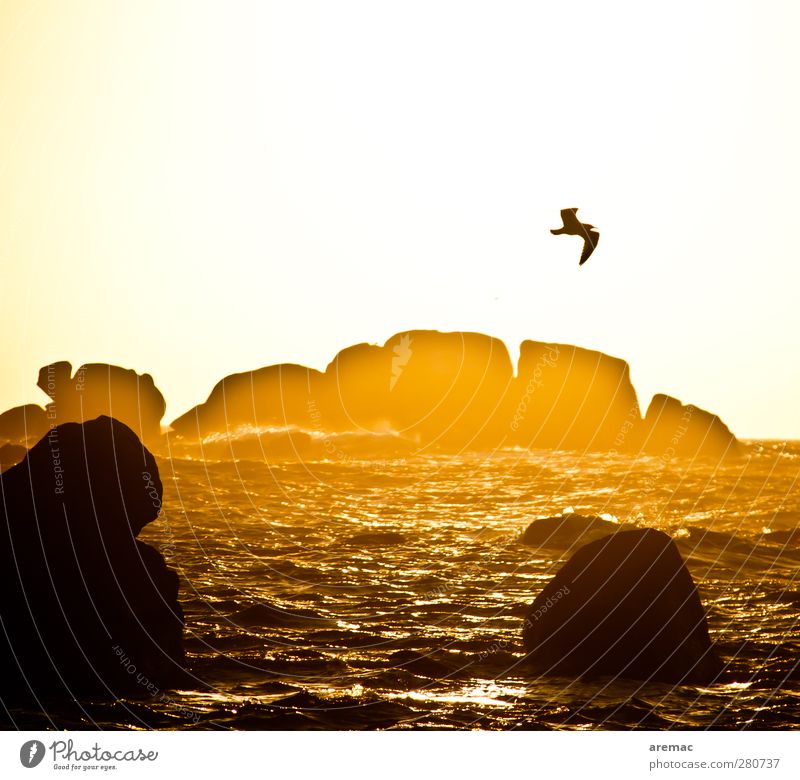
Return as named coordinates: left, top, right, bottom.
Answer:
left=20, top=740, right=45, bottom=768
left=389, top=334, right=413, bottom=390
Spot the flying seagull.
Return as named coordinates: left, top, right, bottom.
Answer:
left=551, top=208, right=599, bottom=266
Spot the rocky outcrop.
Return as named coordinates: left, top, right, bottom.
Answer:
left=509, top=342, right=642, bottom=452
left=0, top=443, right=28, bottom=472
left=520, top=513, right=622, bottom=548
left=523, top=528, right=723, bottom=684
left=0, top=416, right=184, bottom=698
left=171, top=331, right=515, bottom=450
left=321, top=342, right=393, bottom=432
left=345, top=531, right=406, bottom=547
left=36, top=361, right=166, bottom=444
left=0, top=404, right=48, bottom=445
left=170, top=363, right=324, bottom=439
left=639, top=394, right=741, bottom=459
left=167, top=331, right=741, bottom=459
left=381, top=330, right=513, bottom=447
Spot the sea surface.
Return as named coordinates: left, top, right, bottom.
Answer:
left=8, top=441, right=800, bottom=730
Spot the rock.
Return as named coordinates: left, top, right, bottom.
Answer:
left=170, top=363, right=325, bottom=439
left=0, top=404, right=48, bottom=445
left=761, top=529, right=800, bottom=546
left=0, top=416, right=184, bottom=698
left=36, top=361, right=166, bottom=444
left=229, top=603, right=330, bottom=629
left=345, top=531, right=406, bottom=547
left=520, top=513, right=621, bottom=548
left=167, top=332, right=741, bottom=458
left=381, top=330, right=513, bottom=448
left=171, top=331, right=514, bottom=450
left=523, top=528, right=722, bottom=683
left=0, top=443, right=28, bottom=472
left=509, top=342, right=642, bottom=452
left=321, top=342, right=393, bottom=432
left=638, top=394, right=741, bottom=459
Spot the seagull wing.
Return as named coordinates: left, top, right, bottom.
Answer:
left=560, top=208, right=581, bottom=231
left=579, top=229, right=599, bottom=265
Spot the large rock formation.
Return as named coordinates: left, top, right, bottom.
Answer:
left=170, top=363, right=324, bottom=439
left=171, top=331, right=515, bottom=450
left=0, top=404, right=48, bottom=445
left=167, top=331, right=741, bottom=459
left=0, top=416, right=184, bottom=698
left=523, top=528, right=723, bottom=684
left=509, top=342, right=642, bottom=451
left=36, top=361, right=166, bottom=444
left=380, top=330, right=513, bottom=448
left=639, top=393, right=741, bottom=459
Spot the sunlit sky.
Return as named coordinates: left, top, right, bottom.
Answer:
left=1, top=1, right=799, bottom=437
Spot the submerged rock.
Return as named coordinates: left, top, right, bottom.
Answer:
left=523, top=528, right=722, bottom=684
left=0, top=416, right=184, bottom=698
left=229, top=603, right=330, bottom=629
left=345, top=531, right=406, bottom=547
left=520, top=513, right=621, bottom=548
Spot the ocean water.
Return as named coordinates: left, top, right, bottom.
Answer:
left=7, top=442, right=800, bottom=730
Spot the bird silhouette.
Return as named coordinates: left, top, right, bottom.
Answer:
left=551, top=208, right=599, bottom=265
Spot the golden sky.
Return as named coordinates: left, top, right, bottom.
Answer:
left=1, top=1, right=798, bottom=437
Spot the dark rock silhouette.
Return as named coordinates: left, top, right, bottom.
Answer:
left=0, top=444, right=28, bottom=472
left=0, top=404, right=48, bottom=445
left=0, top=443, right=28, bottom=472
left=167, top=330, right=740, bottom=459
left=35, top=361, right=166, bottom=445
left=640, top=394, right=741, bottom=459
left=520, top=513, right=621, bottom=548
left=0, top=416, right=184, bottom=698
left=762, top=529, right=800, bottom=546
left=509, top=341, right=641, bottom=451
left=523, top=528, right=723, bottom=684
left=229, top=603, right=330, bottom=629
left=170, top=363, right=324, bottom=439
left=345, top=531, right=406, bottom=547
